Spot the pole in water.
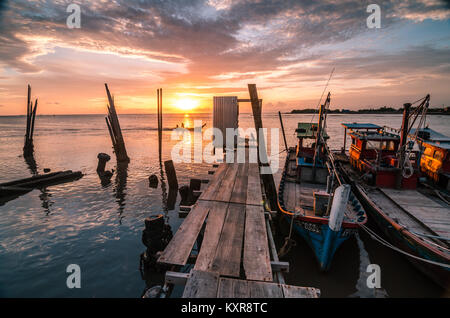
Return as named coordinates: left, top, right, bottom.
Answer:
left=164, top=159, right=178, bottom=190
left=24, top=85, right=38, bottom=157
left=104, top=83, right=130, bottom=163
left=278, top=111, right=288, bottom=153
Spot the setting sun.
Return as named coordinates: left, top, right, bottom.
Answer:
left=174, top=98, right=199, bottom=111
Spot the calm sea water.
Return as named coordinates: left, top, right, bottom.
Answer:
left=0, top=113, right=448, bottom=297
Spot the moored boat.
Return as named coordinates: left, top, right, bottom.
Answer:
left=277, top=93, right=367, bottom=271
left=335, top=95, right=450, bottom=289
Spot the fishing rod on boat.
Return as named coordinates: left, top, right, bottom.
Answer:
left=310, top=68, right=334, bottom=125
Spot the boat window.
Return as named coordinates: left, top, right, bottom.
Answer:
left=380, top=140, right=395, bottom=151
left=424, top=147, right=434, bottom=156
left=366, top=141, right=380, bottom=150
left=433, top=150, right=444, bottom=161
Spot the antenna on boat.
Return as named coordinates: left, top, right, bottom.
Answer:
left=311, top=67, right=335, bottom=124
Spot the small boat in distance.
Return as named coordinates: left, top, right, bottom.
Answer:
left=278, top=93, right=368, bottom=271
left=172, top=122, right=206, bottom=131
left=334, top=95, right=450, bottom=289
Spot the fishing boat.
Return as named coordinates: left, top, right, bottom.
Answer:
left=334, top=94, right=450, bottom=289
left=278, top=93, right=367, bottom=271
left=172, top=122, right=206, bottom=131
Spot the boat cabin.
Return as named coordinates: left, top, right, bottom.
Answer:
left=295, top=122, right=329, bottom=183
left=411, top=128, right=450, bottom=190
left=341, top=123, right=418, bottom=189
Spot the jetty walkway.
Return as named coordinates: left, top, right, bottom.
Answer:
left=157, top=155, right=320, bottom=298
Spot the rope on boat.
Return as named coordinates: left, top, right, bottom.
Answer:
left=278, top=210, right=298, bottom=258
left=434, top=189, right=450, bottom=206
left=360, top=224, right=450, bottom=269
left=408, top=230, right=450, bottom=243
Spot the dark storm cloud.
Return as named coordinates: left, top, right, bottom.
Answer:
left=0, top=0, right=448, bottom=78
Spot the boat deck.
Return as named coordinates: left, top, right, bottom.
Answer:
left=367, top=187, right=450, bottom=251
left=282, top=153, right=360, bottom=221
left=158, top=157, right=319, bottom=298
left=338, top=156, right=450, bottom=251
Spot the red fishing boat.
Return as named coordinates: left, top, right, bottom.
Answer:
left=334, top=95, right=450, bottom=289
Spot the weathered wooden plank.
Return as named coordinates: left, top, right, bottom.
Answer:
left=210, top=203, right=245, bottom=277
left=285, top=182, right=297, bottom=212
left=230, top=162, right=249, bottom=204
left=158, top=200, right=210, bottom=266
left=244, top=205, right=272, bottom=282
left=281, top=285, right=320, bottom=298
left=380, top=189, right=450, bottom=237
left=198, top=164, right=228, bottom=201
left=217, top=277, right=249, bottom=298
left=248, top=281, right=284, bottom=298
left=165, top=271, right=190, bottom=285
left=383, top=189, right=442, bottom=208
left=182, top=270, right=219, bottom=298
left=194, top=201, right=229, bottom=272
left=246, top=181, right=263, bottom=206
left=246, top=163, right=263, bottom=206
left=214, top=163, right=239, bottom=202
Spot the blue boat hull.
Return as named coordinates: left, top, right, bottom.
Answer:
left=285, top=215, right=356, bottom=271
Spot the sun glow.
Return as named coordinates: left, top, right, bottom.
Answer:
left=174, top=98, right=199, bottom=111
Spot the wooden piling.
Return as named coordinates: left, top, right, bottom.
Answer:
left=24, top=85, right=38, bottom=157
left=164, top=160, right=178, bottom=190
left=104, top=84, right=130, bottom=163
left=157, top=88, right=163, bottom=159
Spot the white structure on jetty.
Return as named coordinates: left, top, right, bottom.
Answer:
left=213, top=96, right=239, bottom=149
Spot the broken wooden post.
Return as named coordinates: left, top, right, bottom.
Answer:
left=96, top=153, right=113, bottom=186
left=23, top=85, right=38, bottom=157
left=157, top=88, right=163, bottom=160
left=189, top=178, right=201, bottom=192
left=164, top=160, right=178, bottom=189
left=104, top=83, right=130, bottom=163
left=97, top=153, right=111, bottom=174
left=149, top=174, right=158, bottom=188
left=248, top=84, right=278, bottom=211
left=141, top=214, right=173, bottom=268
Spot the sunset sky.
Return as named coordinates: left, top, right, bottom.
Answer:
left=0, top=0, right=449, bottom=115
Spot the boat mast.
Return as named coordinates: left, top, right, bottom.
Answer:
left=312, top=92, right=330, bottom=181
left=396, top=102, right=411, bottom=188
left=395, top=95, right=430, bottom=188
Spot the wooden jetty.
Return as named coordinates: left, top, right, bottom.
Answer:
left=157, top=157, right=320, bottom=298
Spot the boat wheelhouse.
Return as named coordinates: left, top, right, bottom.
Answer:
left=295, top=122, right=329, bottom=183
left=342, top=123, right=418, bottom=189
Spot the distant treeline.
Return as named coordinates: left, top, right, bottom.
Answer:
left=290, top=106, right=450, bottom=115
